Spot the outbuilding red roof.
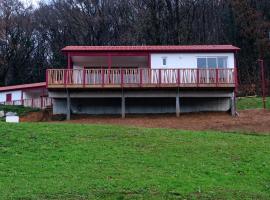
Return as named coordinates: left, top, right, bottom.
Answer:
left=0, top=82, right=46, bottom=92
left=62, top=45, right=240, bottom=53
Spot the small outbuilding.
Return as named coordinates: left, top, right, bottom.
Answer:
left=0, top=82, right=51, bottom=109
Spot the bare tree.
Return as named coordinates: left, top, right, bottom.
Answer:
left=0, top=0, right=269, bottom=93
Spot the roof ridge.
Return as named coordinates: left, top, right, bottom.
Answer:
left=0, top=82, right=46, bottom=92
left=62, top=45, right=240, bottom=52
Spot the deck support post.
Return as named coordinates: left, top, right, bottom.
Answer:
left=230, top=93, right=236, bottom=117
left=66, top=89, right=71, bottom=120
left=176, top=90, right=180, bottom=117
left=121, top=92, right=125, bottom=119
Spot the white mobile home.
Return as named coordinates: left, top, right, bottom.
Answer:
left=47, top=45, right=240, bottom=118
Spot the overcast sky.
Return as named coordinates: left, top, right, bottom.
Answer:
left=21, top=0, right=43, bottom=7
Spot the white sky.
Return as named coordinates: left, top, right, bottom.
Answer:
left=20, top=0, right=43, bottom=8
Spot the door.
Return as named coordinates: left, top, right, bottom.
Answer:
left=197, top=57, right=228, bottom=84
left=6, top=93, right=12, bottom=102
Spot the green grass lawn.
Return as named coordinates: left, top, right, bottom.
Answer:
left=0, top=122, right=270, bottom=199
left=237, top=96, right=270, bottom=110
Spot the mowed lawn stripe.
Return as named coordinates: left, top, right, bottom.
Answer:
left=0, top=122, right=269, bottom=199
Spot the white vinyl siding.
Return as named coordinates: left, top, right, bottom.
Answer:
left=151, top=53, right=234, bottom=69
left=0, top=90, right=22, bottom=102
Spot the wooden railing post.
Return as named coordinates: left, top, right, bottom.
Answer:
left=121, top=68, right=124, bottom=87
left=216, top=68, right=219, bottom=86
left=102, top=68, right=105, bottom=87
left=140, top=68, right=143, bottom=87
left=159, top=69, right=161, bottom=85
left=83, top=68, right=86, bottom=87
left=234, top=66, right=238, bottom=87
left=177, top=69, right=180, bottom=86
left=196, top=69, right=199, bottom=87
left=108, top=69, right=111, bottom=84
left=64, top=69, right=67, bottom=87
left=149, top=68, right=152, bottom=84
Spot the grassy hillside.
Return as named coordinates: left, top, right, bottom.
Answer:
left=0, top=122, right=269, bottom=199
left=237, top=97, right=270, bottom=110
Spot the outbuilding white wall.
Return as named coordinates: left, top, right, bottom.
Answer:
left=0, top=90, right=22, bottom=102
left=0, top=88, right=46, bottom=103
left=23, top=91, right=44, bottom=99
left=151, top=53, right=235, bottom=69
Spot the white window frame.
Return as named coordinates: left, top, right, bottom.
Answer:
left=197, top=56, right=228, bottom=83
left=197, top=56, right=228, bottom=68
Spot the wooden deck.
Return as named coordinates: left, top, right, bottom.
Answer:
left=46, top=68, right=236, bottom=89
left=48, top=83, right=235, bottom=89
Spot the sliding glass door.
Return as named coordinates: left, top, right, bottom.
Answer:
left=197, top=57, right=228, bottom=83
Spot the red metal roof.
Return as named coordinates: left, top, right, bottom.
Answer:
left=0, top=82, right=46, bottom=92
left=62, top=45, right=240, bottom=53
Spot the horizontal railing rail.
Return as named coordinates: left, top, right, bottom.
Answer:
left=47, top=68, right=235, bottom=88
left=0, top=97, right=52, bottom=109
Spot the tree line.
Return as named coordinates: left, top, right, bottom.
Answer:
left=0, top=0, right=269, bottom=94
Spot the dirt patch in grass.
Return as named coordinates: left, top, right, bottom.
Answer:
left=21, top=108, right=270, bottom=134
left=20, top=109, right=52, bottom=122
left=63, top=109, right=270, bottom=134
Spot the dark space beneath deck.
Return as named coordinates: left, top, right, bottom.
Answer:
left=53, top=97, right=232, bottom=115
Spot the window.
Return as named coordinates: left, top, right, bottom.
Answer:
left=197, top=58, right=207, bottom=68
left=162, top=57, right=167, bottom=66
left=6, top=93, right=12, bottom=102
left=208, top=58, right=217, bottom=68
left=197, top=57, right=228, bottom=68
left=218, top=57, right=227, bottom=68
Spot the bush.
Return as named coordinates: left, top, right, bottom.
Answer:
left=0, top=105, right=40, bottom=116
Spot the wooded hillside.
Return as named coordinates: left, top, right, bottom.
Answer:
left=0, top=0, right=269, bottom=94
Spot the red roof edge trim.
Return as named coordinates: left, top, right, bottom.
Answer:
left=0, top=82, right=46, bottom=92
left=61, top=45, right=240, bottom=53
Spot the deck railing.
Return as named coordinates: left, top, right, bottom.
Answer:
left=47, top=68, right=236, bottom=88
left=0, top=97, right=52, bottom=109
